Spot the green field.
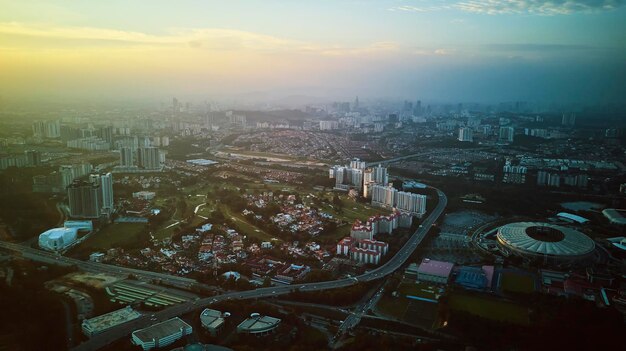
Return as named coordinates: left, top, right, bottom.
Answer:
left=500, top=272, right=535, bottom=294
left=376, top=295, right=411, bottom=319
left=221, top=206, right=277, bottom=242
left=82, top=222, right=147, bottom=250
left=448, top=292, right=529, bottom=325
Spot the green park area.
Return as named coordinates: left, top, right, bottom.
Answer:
left=144, top=174, right=387, bottom=244
left=500, top=272, right=536, bottom=294
left=81, top=222, right=147, bottom=250
left=376, top=295, right=411, bottom=320
left=221, top=205, right=277, bottom=242
left=448, top=292, right=530, bottom=325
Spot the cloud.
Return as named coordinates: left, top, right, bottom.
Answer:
left=389, top=0, right=625, bottom=15
left=0, top=22, right=407, bottom=57
left=388, top=4, right=451, bottom=12
left=455, top=0, right=624, bottom=15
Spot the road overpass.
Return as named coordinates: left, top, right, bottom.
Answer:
left=69, top=187, right=447, bottom=351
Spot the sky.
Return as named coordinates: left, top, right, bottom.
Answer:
left=0, top=0, right=625, bottom=104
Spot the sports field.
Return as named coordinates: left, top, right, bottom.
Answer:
left=500, top=272, right=535, bottom=294
left=448, top=292, right=529, bottom=325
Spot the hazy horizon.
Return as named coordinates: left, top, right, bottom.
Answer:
left=1, top=0, right=625, bottom=104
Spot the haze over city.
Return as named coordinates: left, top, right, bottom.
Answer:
left=0, top=2, right=625, bottom=351
left=1, top=0, right=625, bottom=103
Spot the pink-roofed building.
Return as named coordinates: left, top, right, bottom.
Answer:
left=417, top=258, right=454, bottom=284
left=336, top=237, right=354, bottom=256
left=360, top=239, right=389, bottom=255
left=350, top=219, right=374, bottom=240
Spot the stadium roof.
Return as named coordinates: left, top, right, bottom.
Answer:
left=497, top=222, right=595, bottom=258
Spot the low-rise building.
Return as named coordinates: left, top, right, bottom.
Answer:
left=131, top=317, right=193, bottom=351
left=417, top=258, right=454, bottom=284
left=200, top=309, right=225, bottom=337
left=237, top=314, right=281, bottom=335
left=82, top=306, right=142, bottom=337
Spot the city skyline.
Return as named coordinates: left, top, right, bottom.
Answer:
left=0, top=0, right=624, bottom=103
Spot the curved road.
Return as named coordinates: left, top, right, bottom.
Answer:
left=69, top=187, right=447, bottom=351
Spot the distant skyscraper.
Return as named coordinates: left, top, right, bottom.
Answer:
left=499, top=126, right=515, bottom=142
left=403, top=100, right=413, bottom=112
left=89, top=173, right=114, bottom=213
left=33, top=120, right=61, bottom=138
left=353, top=96, right=359, bottom=110
left=372, top=164, right=388, bottom=185
left=137, top=147, right=161, bottom=170
left=319, top=120, right=339, bottom=130
left=458, top=127, right=474, bottom=142
left=67, top=180, right=102, bottom=218
left=414, top=100, right=422, bottom=115
left=25, top=150, right=41, bottom=166
left=119, top=147, right=134, bottom=167
left=172, top=97, right=179, bottom=115
left=562, top=113, right=576, bottom=126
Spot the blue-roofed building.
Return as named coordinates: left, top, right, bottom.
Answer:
left=455, top=266, right=490, bottom=290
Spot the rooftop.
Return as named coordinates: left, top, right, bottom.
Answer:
left=200, top=309, right=225, bottom=330
left=418, top=258, right=454, bottom=278
left=603, top=209, right=626, bottom=225
left=132, top=317, right=191, bottom=342
left=497, top=222, right=595, bottom=257
left=237, top=315, right=281, bottom=333
left=41, top=227, right=78, bottom=240
left=556, top=212, right=589, bottom=224
left=82, top=307, right=141, bottom=335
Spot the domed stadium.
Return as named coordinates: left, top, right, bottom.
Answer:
left=496, top=222, right=595, bottom=264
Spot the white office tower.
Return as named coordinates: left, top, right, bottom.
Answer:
left=350, top=159, right=367, bottom=170
left=119, top=147, right=134, bottom=167
left=371, top=184, right=426, bottom=216
left=329, top=167, right=338, bottom=179
left=97, top=173, right=114, bottom=212
left=372, top=164, right=389, bottom=185
left=499, top=126, right=515, bottom=142
left=319, top=120, right=339, bottom=130
left=395, top=191, right=427, bottom=215
left=371, top=184, right=397, bottom=209
left=351, top=168, right=363, bottom=189
left=33, top=120, right=61, bottom=138
left=137, top=147, right=161, bottom=170
left=458, top=127, right=473, bottom=142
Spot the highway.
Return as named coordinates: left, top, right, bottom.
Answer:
left=0, top=241, right=197, bottom=289
left=365, top=148, right=489, bottom=167
left=68, top=187, right=447, bottom=351
left=331, top=283, right=386, bottom=346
